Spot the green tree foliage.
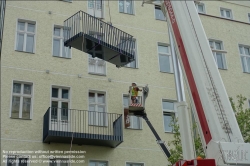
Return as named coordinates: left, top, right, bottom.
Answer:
left=229, top=95, right=250, bottom=143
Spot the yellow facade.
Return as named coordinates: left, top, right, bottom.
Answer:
left=1, top=0, right=250, bottom=166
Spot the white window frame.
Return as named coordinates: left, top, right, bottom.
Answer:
left=15, top=19, right=36, bottom=53
left=87, top=0, right=104, bottom=18
left=125, top=38, right=138, bottom=69
left=52, top=25, right=71, bottom=58
left=220, top=8, right=233, bottom=19
left=88, top=90, right=107, bottom=126
left=5, top=154, right=30, bottom=166
left=155, top=5, right=166, bottom=21
left=209, top=39, right=227, bottom=70
left=126, top=162, right=144, bottom=166
left=248, top=99, right=250, bottom=108
left=195, top=2, right=206, bottom=14
left=158, top=43, right=173, bottom=73
left=49, top=158, right=70, bottom=166
left=123, top=95, right=143, bottom=130
left=89, top=160, right=108, bottom=166
left=119, top=0, right=134, bottom=15
left=60, top=0, right=72, bottom=3
left=10, top=80, right=33, bottom=119
left=162, top=100, right=176, bottom=133
left=248, top=13, right=250, bottom=23
left=239, top=44, right=250, bottom=73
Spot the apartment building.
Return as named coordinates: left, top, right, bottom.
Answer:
left=1, top=0, right=250, bottom=166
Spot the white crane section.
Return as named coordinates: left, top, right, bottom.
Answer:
left=143, top=0, right=250, bottom=165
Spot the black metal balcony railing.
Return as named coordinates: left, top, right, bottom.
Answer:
left=63, top=11, right=135, bottom=67
left=43, top=107, right=123, bottom=148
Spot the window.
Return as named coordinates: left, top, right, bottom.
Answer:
left=158, top=44, right=173, bottom=73
left=239, top=45, right=250, bottom=73
left=155, top=6, right=166, bottom=20
left=123, top=95, right=142, bottom=129
left=123, top=38, right=137, bottom=68
left=89, top=160, right=108, bottom=166
left=88, top=0, right=104, bottom=18
left=248, top=99, right=250, bottom=108
left=53, top=26, right=71, bottom=58
left=119, top=0, right=134, bottom=15
left=49, top=159, right=69, bottom=166
left=220, top=8, right=232, bottom=19
left=195, top=2, right=205, bottom=13
left=11, top=82, right=32, bottom=119
left=248, top=13, right=250, bottom=22
left=51, top=87, right=70, bottom=124
left=88, top=91, right=107, bottom=126
left=88, top=32, right=106, bottom=75
left=126, top=163, right=144, bottom=166
left=209, top=40, right=227, bottom=69
left=60, top=0, right=72, bottom=2
left=16, top=20, right=36, bottom=53
left=162, top=100, right=175, bottom=132
left=6, top=155, right=29, bottom=166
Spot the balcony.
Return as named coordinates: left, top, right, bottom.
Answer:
left=64, top=11, right=135, bottom=67
left=43, top=108, right=123, bottom=148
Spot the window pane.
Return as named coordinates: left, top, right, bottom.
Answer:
left=89, top=105, right=95, bottom=111
left=88, top=0, right=94, bottom=8
left=51, top=102, right=58, bottom=119
left=126, top=0, right=133, bottom=14
left=164, top=113, right=173, bottom=132
left=123, top=96, right=129, bottom=108
left=62, top=45, right=70, bottom=58
left=98, top=162, right=107, bottom=166
left=216, top=53, right=224, bottom=69
left=98, top=93, right=105, bottom=103
left=119, top=0, right=124, bottom=12
left=226, top=10, right=231, bottom=18
left=26, top=35, right=34, bottom=53
left=220, top=10, right=224, bottom=17
left=54, top=27, right=61, bottom=36
left=131, top=116, right=140, bottom=129
left=247, top=57, right=250, bottom=72
left=159, top=55, right=170, bottom=72
left=215, top=42, right=221, bottom=50
left=89, top=162, right=96, bottom=166
left=19, top=158, right=28, bottom=166
left=62, top=89, right=69, bottom=99
left=241, top=56, right=247, bottom=72
left=27, top=23, right=35, bottom=32
left=11, top=96, right=20, bottom=118
left=61, top=102, right=68, bottom=120
left=155, top=6, right=165, bottom=20
left=209, top=41, right=213, bottom=48
left=239, top=46, right=244, bottom=54
left=198, top=5, right=204, bottom=13
left=98, top=105, right=105, bottom=112
left=53, top=39, right=60, bottom=56
left=89, top=93, right=95, bottom=103
left=17, top=33, right=24, bottom=51
left=13, top=83, right=21, bottom=93
left=244, top=47, right=250, bottom=55
left=23, top=84, right=31, bottom=94
left=22, top=98, right=31, bottom=119
left=162, top=101, right=174, bottom=110
left=96, top=0, right=102, bottom=10
left=158, top=45, right=168, bottom=53
left=18, top=22, right=25, bottom=31
left=7, top=157, right=16, bottom=166
left=52, top=88, right=58, bottom=98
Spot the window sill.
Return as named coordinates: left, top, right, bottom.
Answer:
left=123, top=66, right=138, bottom=69
left=88, top=72, right=106, bottom=76
left=119, top=12, right=135, bottom=16
left=243, top=72, right=250, bottom=74
left=125, top=128, right=142, bottom=130
left=15, top=50, right=35, bottom=54
left=53, top=55, right=71, bottom=59
left=10, top=117, right=32, bottom=120
left=61, top=0, right=72, bottom=3
left=220, top=16, right=233, bottom=20
left=218, top=68, right=227, bottom=70
left=155, top=18, right=166, bottom=22
left=160, top=71, right=173, bottom=74
left=164, top=131, right=174, bottom=134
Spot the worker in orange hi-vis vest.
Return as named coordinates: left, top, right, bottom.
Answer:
left=129, top=82, right=142, bottom=103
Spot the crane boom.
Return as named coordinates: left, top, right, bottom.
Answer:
left=143, top=0, right=250, bottom=165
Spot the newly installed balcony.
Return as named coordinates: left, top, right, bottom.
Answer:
left=43, top=108, right=123, bottom=148
left=64, top=11, right=135, bottom=67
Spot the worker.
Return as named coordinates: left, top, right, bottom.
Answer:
left=129, top=82, right=142, bottom=103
